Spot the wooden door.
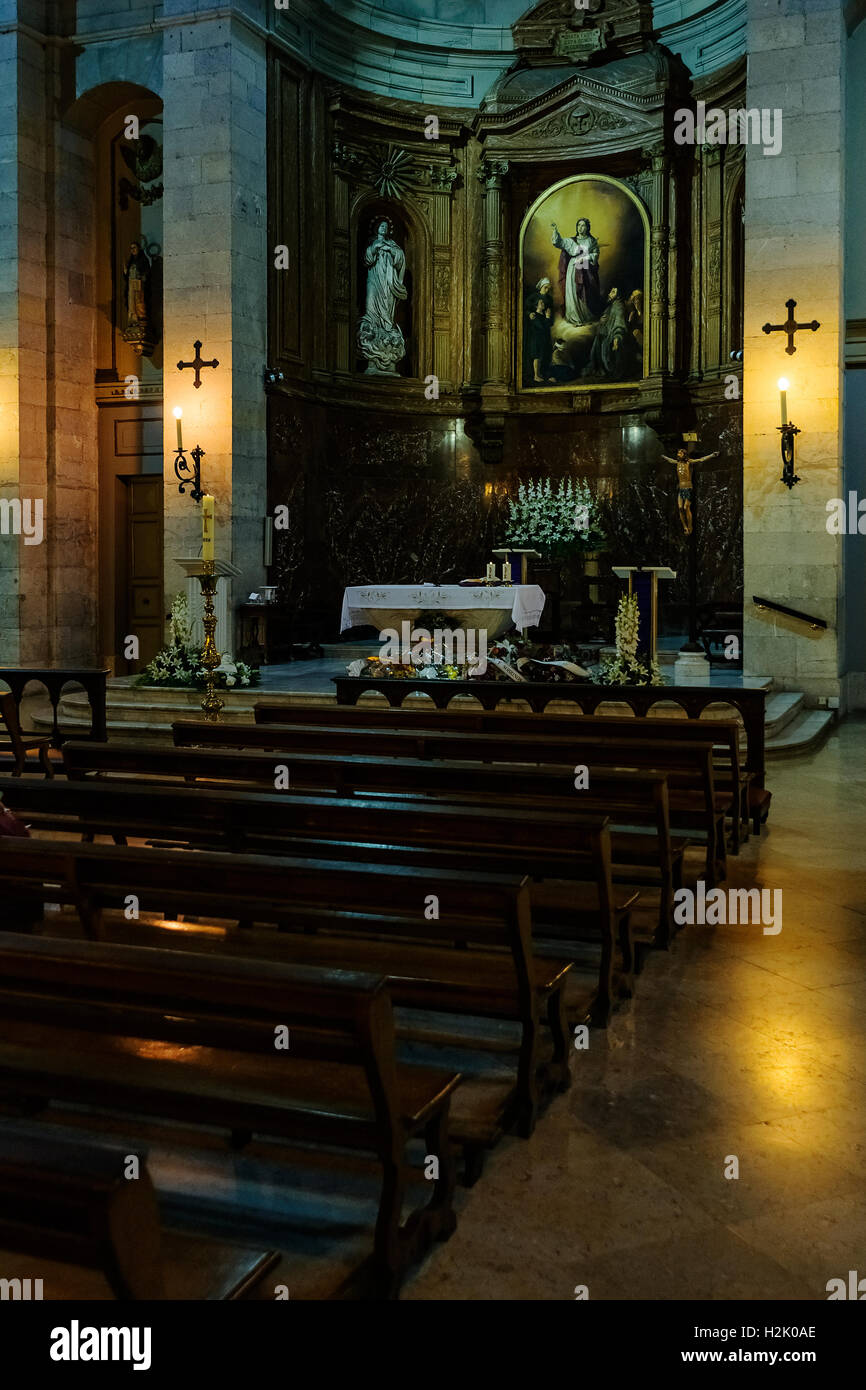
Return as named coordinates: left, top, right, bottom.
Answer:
left=124, top=476, right=164, bottom=671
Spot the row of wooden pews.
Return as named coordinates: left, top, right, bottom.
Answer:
left=0, top=693, right=771, bottom=1299
left=0, top=928, right=458, bottom=1298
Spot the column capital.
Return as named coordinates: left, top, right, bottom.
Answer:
left=477, top=158, right=510, bottom=189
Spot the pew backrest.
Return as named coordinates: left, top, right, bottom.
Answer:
left=0, top=1124, right=165, bottom=1299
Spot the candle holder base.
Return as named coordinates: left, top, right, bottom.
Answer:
left=197, top=560, right=224, bottom=723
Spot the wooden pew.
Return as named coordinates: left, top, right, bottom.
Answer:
left=0, top=690, right=54, bottom=777
left=172, top=718, right=727, bottom=884
left=3, top=777, right=628, bottom=995
left=60, top=743, right=683, bottom=947
left=0, top=929, right=459, bottom=1295
left=0, top=1123, right=278, bottom=1299
left=0, top=830, right=572, bottom=1136
left=327, top=679, right=772, bottom=836
left=256, top=702, right=751, bottom=848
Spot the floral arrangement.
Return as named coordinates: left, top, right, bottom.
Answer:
left=137, top=593, right=260, bottom=690
left=503, top=477, right=605, bottom=560
left=597, top=594, right=663, bottom=687
left=346, top=656, right=466, bottom=681
left=345, top=635, right=591, bottom=685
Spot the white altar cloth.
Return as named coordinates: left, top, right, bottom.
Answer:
left=340, top=584, right=546, bottom=638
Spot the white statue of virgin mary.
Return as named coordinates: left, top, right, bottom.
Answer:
left=358, top=219, right=408, bottom=375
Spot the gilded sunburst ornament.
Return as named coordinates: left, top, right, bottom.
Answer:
left=370, top=146, right=414, bottom=199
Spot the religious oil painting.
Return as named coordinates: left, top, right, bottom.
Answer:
left=519, top=174, right=647, bottom=390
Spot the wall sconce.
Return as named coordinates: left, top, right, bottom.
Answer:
left=776, top=378, right=800, bottom=490
left=172, top=406, right=206, bottom=503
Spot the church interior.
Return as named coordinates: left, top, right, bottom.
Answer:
left=0, top=0, right=865, bottom=1326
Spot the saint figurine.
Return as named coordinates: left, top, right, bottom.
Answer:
left=551, top=217, right=601, bottom=326
left=357, top=218, right=408, bottom=375
left=524, top=276, right=555, bottom=384
left=583, top=286, right=630, bottom=381
left=122, top=241, right=154, bottom=356
left=661, top=446, right=720, bottom=535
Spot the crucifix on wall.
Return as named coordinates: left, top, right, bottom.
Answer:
left=661, top=433, right=720, bottom=657
left=177, top=339, right=220, bottom=388
left=661, top=439, right=719, bottom=537
left=761, top=298, right=820, bottom=356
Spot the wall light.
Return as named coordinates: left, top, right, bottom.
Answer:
left=776, top=378, right=800, bottom=490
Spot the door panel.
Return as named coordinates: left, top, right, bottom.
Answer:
left=125, top=476, right=164, bottom=670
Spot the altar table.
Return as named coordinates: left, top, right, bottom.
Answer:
left=340, top=584, right=546, bottom=639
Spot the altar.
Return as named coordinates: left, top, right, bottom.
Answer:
left=340, top=584, right=546, bottom=639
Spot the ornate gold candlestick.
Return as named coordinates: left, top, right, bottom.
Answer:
left=198, top=560, right=224, bottom=722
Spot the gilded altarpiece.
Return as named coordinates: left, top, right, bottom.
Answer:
left=266, top=0, right=746, bottom=640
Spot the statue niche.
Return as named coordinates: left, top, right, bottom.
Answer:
left=122, top=240, right=157, bottom=358
left=356, top=213, right=413, bottom=377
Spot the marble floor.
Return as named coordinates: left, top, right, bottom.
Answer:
left=403, top=718, right=866, bottom=1301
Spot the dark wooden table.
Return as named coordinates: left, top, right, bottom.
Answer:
left=237, top=604, right=276, bottom=667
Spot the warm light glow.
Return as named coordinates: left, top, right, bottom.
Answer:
left=777, top=378, right=789, bottom=392
left=172, top=406, right=183, bottom=420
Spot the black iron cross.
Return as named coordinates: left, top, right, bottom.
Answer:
left=177, top=340, right=220, bottom=388
left=761, top=299, right=820, bottom=356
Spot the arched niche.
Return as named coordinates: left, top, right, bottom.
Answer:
left=59, top=81, right=164, bottom=675
left=351, top=196, right=431, bottom=381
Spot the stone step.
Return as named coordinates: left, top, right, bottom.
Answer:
left=763, top=690, right=804, bottom=740
left=33, top=688, right=258, bottom=733
left=765, top=708, right=835, bottom=759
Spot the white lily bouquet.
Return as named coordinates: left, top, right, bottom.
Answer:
left=598, top=593, right=663, bottom=686
left=503, top=477, right=605, bottom=561
left=137, top=593, right=260, bottom=689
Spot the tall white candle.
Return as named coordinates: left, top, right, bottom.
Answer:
left=201, top=494, right=215, bottom=563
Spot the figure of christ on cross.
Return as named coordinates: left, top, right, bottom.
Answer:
left=661, top=447, right=719, bottom=535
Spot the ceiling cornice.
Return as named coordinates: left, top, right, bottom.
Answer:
left=279, top=0, right=747, bottom=105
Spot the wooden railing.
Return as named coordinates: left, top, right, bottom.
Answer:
left=0, top=669, right=109, bottom=746
left=332, top=676, right=768, bottom=788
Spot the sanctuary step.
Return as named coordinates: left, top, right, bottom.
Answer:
left=765, top=706, right=836, bottom=758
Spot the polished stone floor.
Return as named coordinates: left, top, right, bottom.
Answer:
left=404, top=718, right=866, bottom=1301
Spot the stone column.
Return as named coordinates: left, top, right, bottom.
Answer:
left=648, top=150, right=670, bottom=378
left=161, top=3, right=268, bottom=659
left=703, top=145, right=724, bottom=373
left=667, top=156, right=680, bottom=375
left=0, top=10, right=96, bottom=668
left=742, top=0, right=845, bottom=701
left=331, top=147, right=356, bottom=375
left=430, top=166, right=457, bottom=390
left=0, top=14, right=25, bottom=665
left=477, top=158, right=509, bottom=388
left=0, top=12, right=49, bottom=666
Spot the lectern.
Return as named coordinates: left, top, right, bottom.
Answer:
left=612, top=565, right=676, bottom=664
left=492, top=549, right=541, bottom=584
